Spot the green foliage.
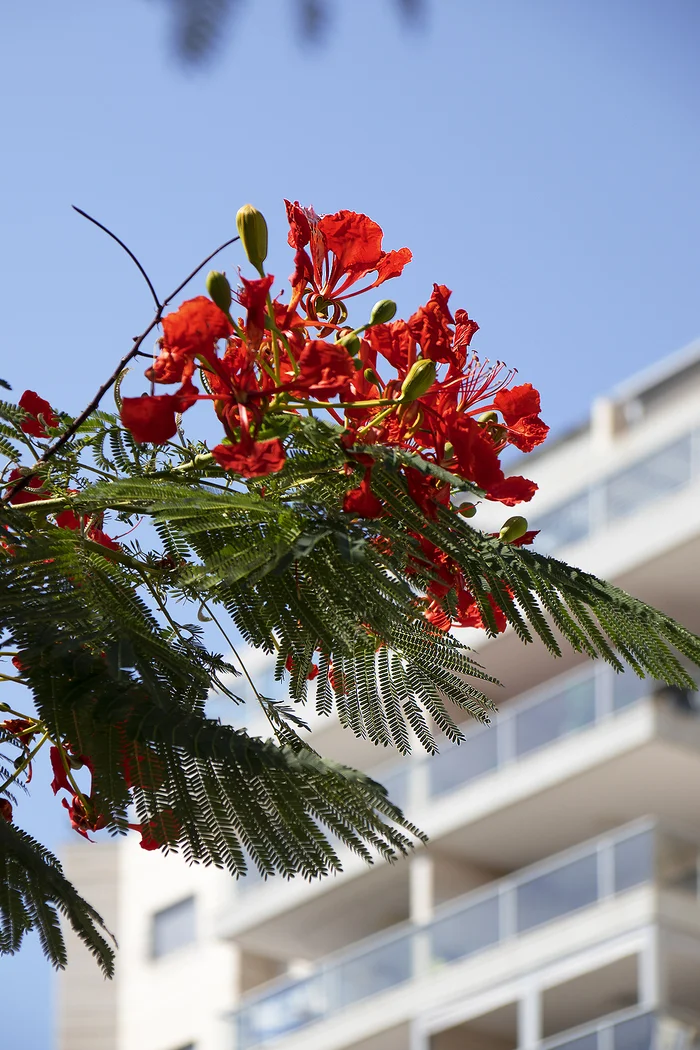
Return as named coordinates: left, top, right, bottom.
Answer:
left=2, top=408, right=700, bottom=975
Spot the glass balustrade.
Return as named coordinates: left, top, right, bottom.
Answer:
left=234, top=822, right=681, bottom=1048
left=534, top=427, right=699, bottom=556
left=544, top=1009, right=700, bottom=1050
left=235, top=661, right=677, bottom=900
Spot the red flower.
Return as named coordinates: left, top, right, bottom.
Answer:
left=147, top=296, right=232, bottom=384
left=237, top=274, right=274, bottom=349
left=121, top=380, right=199, bottom=444
left=61, top=795, right=106, bottom=841
left=49, top=746, right=73, bottom=795
left=424, top=599, right=451, bottom=631
left=408, top=285, right=455, bottom=366
left=367, top=320, right=415, bottom=374
left=18, top=391, right=59, bottom=438
left=4, top=469, right=50, bottom=505
left=0, top=799, right=13, bottom=823
left=285, top=201, right=411, bottom=303
left=128, top=808, right=181, bottom=851
left=212, top=438, right=286, bottom=477
left=55, top=509, right=121, bottom=550
left=493, top=383, right=549, bottom=453
left=343, top=468, right=383, bottom=517
left=292, top=340, right=356, bottom=399
left=453, top=589, right=508, bottom=633
left=1, top=718, right=36, bottom=742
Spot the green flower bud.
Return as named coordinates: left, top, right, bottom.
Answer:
left=364, top=368, right=380, bottom=386
left=459, top=502, right=477, bottom=518
left=368, top=299, right=397, bottom=326
left=206, top=271, right=232, bottom=315
left=443, top=440, right=455, bottom=463
left=236, top=204, right=268, bottom=276
left=337, top=332, right=361, bottom=356
left=478, top=411, right=498, bottom=424
left=499, top=515, right=528, bottom=543
left=400, top=359, right=437, bottom=402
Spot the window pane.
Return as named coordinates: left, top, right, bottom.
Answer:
left=515, top=677, right=596, bottom=757
left=604, top=435, right=692, bottom=523
left=548, top=1035, right=597, bottom=1050
left=534, top=492, right=591, bottom=553
left=237, top=977, right=325, bottom=1048
left=336, top=935, right=412, bottom=1008
left=430, top=892, right=500, bottom=965
left=429, top=725, right=498, bottom=797
left=612, top=667, right=652, bottom=711
left=612, top=1013, right=654, bottom=1050
left=614, top=830, right=654, bottom=893
left=152, top=896, right=196, bottom=958
left=516, top=852, right=598, bottom=933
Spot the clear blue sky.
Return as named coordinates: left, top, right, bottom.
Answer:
left=1, top=1, right=699, bottom=1045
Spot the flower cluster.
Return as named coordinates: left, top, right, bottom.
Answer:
left=120, top=201, right=548, bottom=633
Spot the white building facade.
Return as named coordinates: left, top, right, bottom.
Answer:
left=58, top=341, right=700, bottom=1050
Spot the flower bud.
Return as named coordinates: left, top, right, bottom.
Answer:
left=400, top=359, right=437, bottom=402
left=499, top=515, right=528, bottom=543
left=459, top=502, right=477, bottom=518
left=364, top=368, right=380, bottom=386
left=442, top=440, right=455, bottom=463
left=368, top=299, right=397, bottom=326
left=478, top=411, right=498, bottom=424
left=206, top=271, right=232, bottom=315
left=236, top=204, right=268, bottom=276
left=337, top=332, right=361, bottom=356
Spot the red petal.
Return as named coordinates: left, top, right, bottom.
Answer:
left=19, top=391, right=59, bottom=437
left=212, top=439, right=286, bottom=477
left=494, top=383, right=542, bottom=426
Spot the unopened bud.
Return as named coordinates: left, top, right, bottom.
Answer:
left=459, top=502, right=477, bottom=518
left=478, top=411, right=498, bottom=424
left=368, top=299, right=397, bottom=326
left=400, top=359, right=437, bottom=402
left=236, top=204, right=268, bottom=276
left=338, top=332, right=361, bottom=356
left=499, top=515, right=528, bottom=543
left=364, top=368, right=380, bottom=386
left=206, top=271, right=232, bottom=315
left=67, top=754, right=85, bottom=770
left=443, top=441, right=455, bottom=463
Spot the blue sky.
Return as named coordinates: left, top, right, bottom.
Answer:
left=1, top=1, right=700, bottom=1045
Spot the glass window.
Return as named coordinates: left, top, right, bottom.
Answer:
left=613, top=829, right=654, bottom=893
left=428, top=724, right=498, bottom=797
left=515, top=676, right=596, bottom=757
left=611, top=666, right=653, bottom=711
left=237, top=977, right=325, bottom=1049
left=612, top=1013, right=654, bottom=1050
left=429, top=891, right=500, bottom=965
left=548, top=1035, right=597, bottom=1050
left=336, top=935, right=412, bottom=1008
left=533, top=492, right=591, bottom=553
left=603, top=435, right=692, bottom=524
left=151, top=896, right=196, bottom=958
left=516, top=852, right=598, bottom=933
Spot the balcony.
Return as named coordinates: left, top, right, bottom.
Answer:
left=542, top=1007, right=700, bottom=1050
left=225, top=661, right=700, bottom=955
left=231, top=821, right=700, bottom=1049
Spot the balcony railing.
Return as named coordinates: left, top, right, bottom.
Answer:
left=233, top=820, right=700, bottom=1048
left=236, top=660, right=697, bottom=896
left=532, top=426, right=700, bottom=554
left=542, top=1006, right=700, bottom=1050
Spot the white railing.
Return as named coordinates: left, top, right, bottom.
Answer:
left=235, top=658, right=697, bottom=896
left=233, top=819, right=690, bottom=1049
left=532, top=426, right=700, bottom=554
left=542, top=1005, right=700, bottom=1050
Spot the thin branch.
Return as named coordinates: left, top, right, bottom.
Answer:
left=4, top=229, right=240, bottom=503
left=72, top=207, right=162, bottom=311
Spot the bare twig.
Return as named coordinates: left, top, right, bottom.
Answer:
left=72, top=207, right=162, bottom=311
left=4, top=215, right=239, bottom=503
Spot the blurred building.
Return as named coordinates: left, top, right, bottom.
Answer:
left=58, top=341, right=700, bottom=1050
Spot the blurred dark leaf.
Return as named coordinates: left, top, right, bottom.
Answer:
left=161, top=0, right=426, bottom=64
